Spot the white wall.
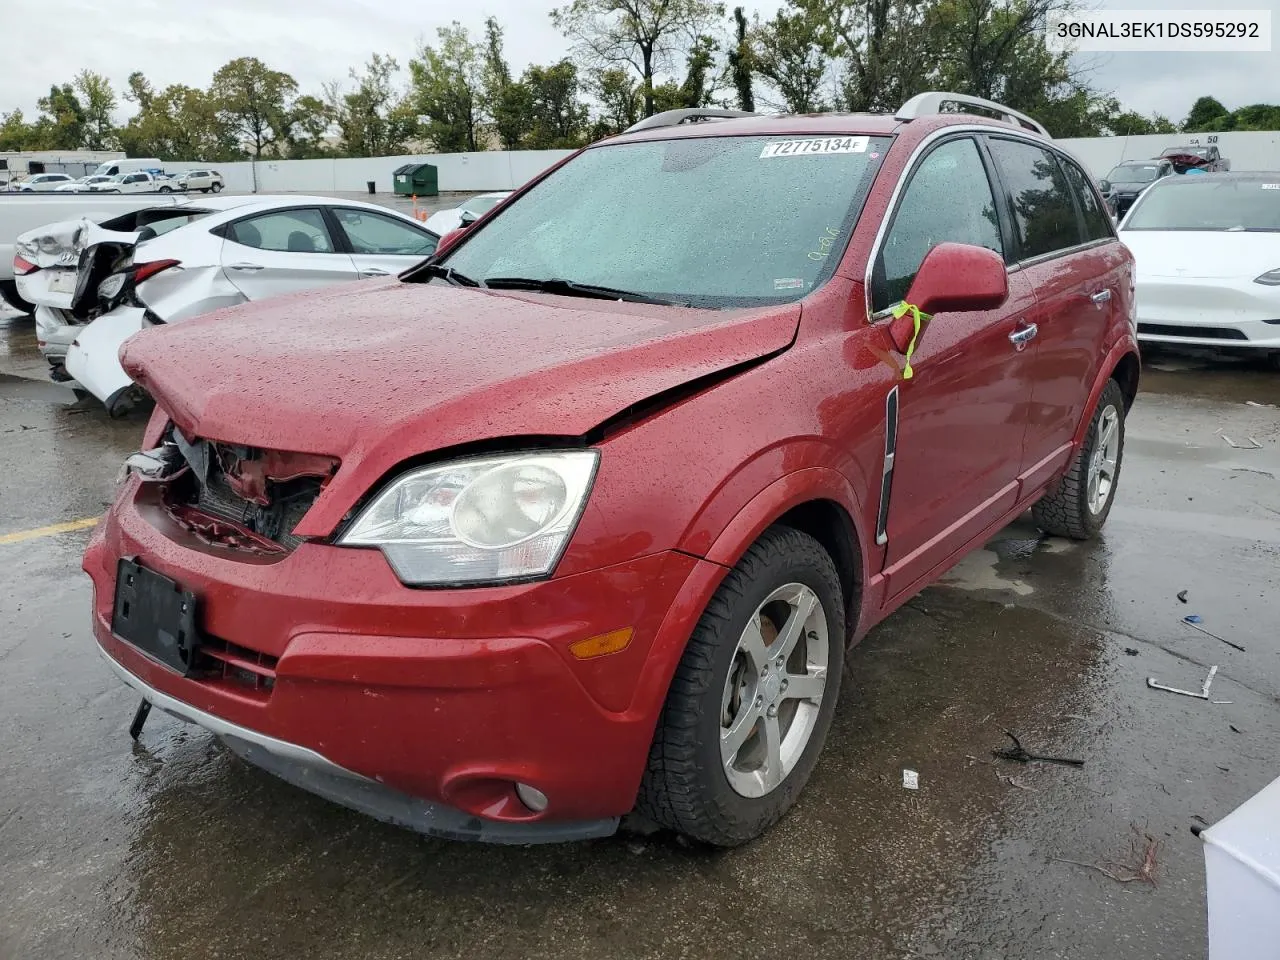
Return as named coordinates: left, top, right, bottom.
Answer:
left=157, top=132, right=1280, bottom=195
left=159, top=150, right=573, bottom=195
left=1058, top=131, right=1280, bottom=177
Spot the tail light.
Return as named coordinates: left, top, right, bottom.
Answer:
left=13, top=255, right=38, bottom=276
left=133, top=259, right=181, bottom=284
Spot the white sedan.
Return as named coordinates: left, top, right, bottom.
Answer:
left=423, top=191, right=512, bottom=235
left=1121, top=172, right=1280, bottom=366
left=55, top=175, right=116, bottom=193
left=15, top=194, right=439, bottom=414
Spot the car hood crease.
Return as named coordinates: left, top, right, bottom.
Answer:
left=121, top=280, right=800, bottom=523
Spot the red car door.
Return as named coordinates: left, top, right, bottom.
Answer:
left=866, top=135, right=1040, bottom=597
left=984, top=139, right=1126, bottom=493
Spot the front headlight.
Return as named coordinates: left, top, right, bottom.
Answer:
left=338, top=450, right=599, bottom=586
left=1254, top=269, right=1280, bottom=286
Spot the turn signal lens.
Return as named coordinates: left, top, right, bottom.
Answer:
left=568, top=627, right=634, bottom=660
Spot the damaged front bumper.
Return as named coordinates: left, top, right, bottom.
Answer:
left=64, top=306, right=148, bottom=413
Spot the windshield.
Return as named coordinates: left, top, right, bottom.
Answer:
left=440, top=134, right=890, bottom=307
left=1108, top=164, right=1159, bottom=184
left=462, top=195, right=505, bottom=215
left=1124, top=179, right=1280, bottom=231
left=108, top=174, right=127, bottom=182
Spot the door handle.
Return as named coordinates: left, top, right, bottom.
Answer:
left=359, top=268, right=390, bottom=277
left=1009, top=323, right=1039, bottom=349
left=228, top=262, right=265, bottom=272
left=1090, top=289, right=1112, bottom=305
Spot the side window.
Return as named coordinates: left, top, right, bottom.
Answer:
left=872, top=137, right=1004, bottom=312
left=332, top=208, right=438, bottom=257
left=987, top=138, right=1082, bottom=260
left=1060, top=159, right=1113, bottom=242
left=227, top=208, right=335, bottom=253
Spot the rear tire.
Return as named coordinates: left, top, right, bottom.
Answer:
left=636, top=526, right=845, bottom=847
left=0, top=280, right=34, bottom=314
left=211, top=182, right=223, bottom=193
left=159, top=186, right=172, bottom=193
left=1032, top=379, right=1126, bottom=540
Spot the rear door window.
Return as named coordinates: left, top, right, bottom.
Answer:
left=226, top=208, right=336, bottom=253
left=871, top=137, right=1005, bottom=312
left=1060, top=159, right=1114, bottom=242
left=987, top=138, right=1083, bottom=260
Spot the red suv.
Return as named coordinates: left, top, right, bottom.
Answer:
left=86, top=92, right=1138, bottom=846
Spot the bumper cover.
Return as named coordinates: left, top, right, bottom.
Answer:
left=98, top=642, right=619, bottom=843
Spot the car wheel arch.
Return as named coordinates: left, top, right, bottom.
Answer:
left=1073, top=339, right=1141, bottom=450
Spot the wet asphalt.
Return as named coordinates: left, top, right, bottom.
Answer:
left=1, top=307, right=1278, bottom=960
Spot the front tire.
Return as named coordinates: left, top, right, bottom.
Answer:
left=637, top=526, right=845, bottom=846
left=1032, top=378, right=1126, bottom=539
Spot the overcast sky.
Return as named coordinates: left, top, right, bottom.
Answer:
left=5, top=0, right=1278, bottom=126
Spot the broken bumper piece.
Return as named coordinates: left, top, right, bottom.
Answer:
left=97, top=643, right=620, bottom=844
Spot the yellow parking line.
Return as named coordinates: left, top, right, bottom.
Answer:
left=0, top=517, right=101, bottom=545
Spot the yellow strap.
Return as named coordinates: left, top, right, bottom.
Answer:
left=890, top=301, right=932, bottom=380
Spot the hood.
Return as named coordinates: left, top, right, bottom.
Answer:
left=1111, top=182, right=1151, bottom=196
left=121, top=278, right=800, bottom=485
left=1121, top=230, right=1280, bottom=279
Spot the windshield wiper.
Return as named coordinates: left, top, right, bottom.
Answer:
left=420, top=262, right=480, bottom=287
left=483, top=276, right=685, bottom=306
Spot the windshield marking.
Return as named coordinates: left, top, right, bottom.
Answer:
left=760, top=137, right=869, bottom=159
left=808, top=226, right=841, bottom=261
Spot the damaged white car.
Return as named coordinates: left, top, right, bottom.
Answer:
left=15, top=195, right=439, bottom=414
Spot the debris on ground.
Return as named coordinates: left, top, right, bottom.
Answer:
left=998, top=772, right=1036, bottom=791
left=1124, top=648, right=1139, bottom=656
left=1182, top=617, right=1246, bottom=653
left=1053, top=829, right=1160, bottom=886
left=1230, top=724, right=1243, bottom=734
left=1148, top=665, right=1219, bottom=700
left=1221, top=435, right=1262, bottom=449
left=903, top=769, right=920, bottom=790
left=993, top=730, right=1084, bottom=767
left=1185, top=614, right=1204, bottom=623
left=1177, top=590, right=1188, bottom=603
left=1245, top=400, right=1273, bottom=408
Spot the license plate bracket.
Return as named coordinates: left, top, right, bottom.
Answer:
left=47, top=270, right=77, bottom=295
left=111, top=557, right=202, bottom=675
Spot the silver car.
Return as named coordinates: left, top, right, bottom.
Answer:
left=16, top=195, right=439, bottom=414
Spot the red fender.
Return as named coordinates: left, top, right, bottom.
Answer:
left=1073, top=334, right=1141, bottom=451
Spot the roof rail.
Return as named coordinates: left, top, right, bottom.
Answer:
left=624, top=108, right=758, bottom=134
left=895, top=92, right=1051, bottom=139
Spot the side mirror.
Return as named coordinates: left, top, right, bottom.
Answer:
left=1098, top=179, right=1112, bottom=193
left=458, top=211, right=478, bottom=227
left=889, top=243, right=1009, bottom=353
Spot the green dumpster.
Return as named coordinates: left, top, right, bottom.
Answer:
left=393, top=163, right=439, bottom=197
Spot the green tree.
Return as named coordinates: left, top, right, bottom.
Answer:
left=328, top=55, right=416, bottom=157
left=589, top=67, right=641, bottom=137
left=523, top=60, right=590, bottom=148
left=409, top=22, right=486, bottom=152
left=74, top=70, right=118, bottom=150
left=752, top=7, right=831, bottom=112
left=33, top=84, right=86, bottom=150
left=0, top=110, right=36, bottom=151
left=1183, top=96, right=1231, bottom=132
left=651, top=34, right=719, bottom=110
left=118, top=84, right=239, bottom=160
left=727, top=6, right=755, bottom=111
left=124, top=71, right=155, bottom=111
left=481, top=16, right=534, bottom=150
left=210, top=57, right=299, bottom=157
left=552, top=0, right=726, bottom=117
left=287, top=94, right=336, bottom=158
left=1230, top=103, right=1280, bottom=132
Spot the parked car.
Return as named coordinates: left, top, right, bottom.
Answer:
left=16, top=195, right=439, bottom=412
left=55, top=175, right=116, bottom=193
left=1158, top=144, right=1230, bottom=173
left=89, top=171, right=178, bottom=195
left=1120, top=172, right=1280, bottom=366
left=423, top=191, right=513, bottom=235
left=176, top=170, right=225, bottom=193
left=88, top=94, right=1138, bottom=847
left=0, top=192, right=186, bottom=314
left=1099, top=159, right=1174, bottom=218
left=91, top=158, right=163, bottom=178
left=16, top=173, right=76, bottom=193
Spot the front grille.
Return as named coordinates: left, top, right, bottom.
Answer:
left=160, top=434, right=337, bottom=554
left=1138, top=323, right=1249, bottom=341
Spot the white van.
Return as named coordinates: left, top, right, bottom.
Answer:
left=92, top=158, right=163, bottom=178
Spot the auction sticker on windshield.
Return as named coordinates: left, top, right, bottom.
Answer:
left=760, top=137, right=869, bottom=158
